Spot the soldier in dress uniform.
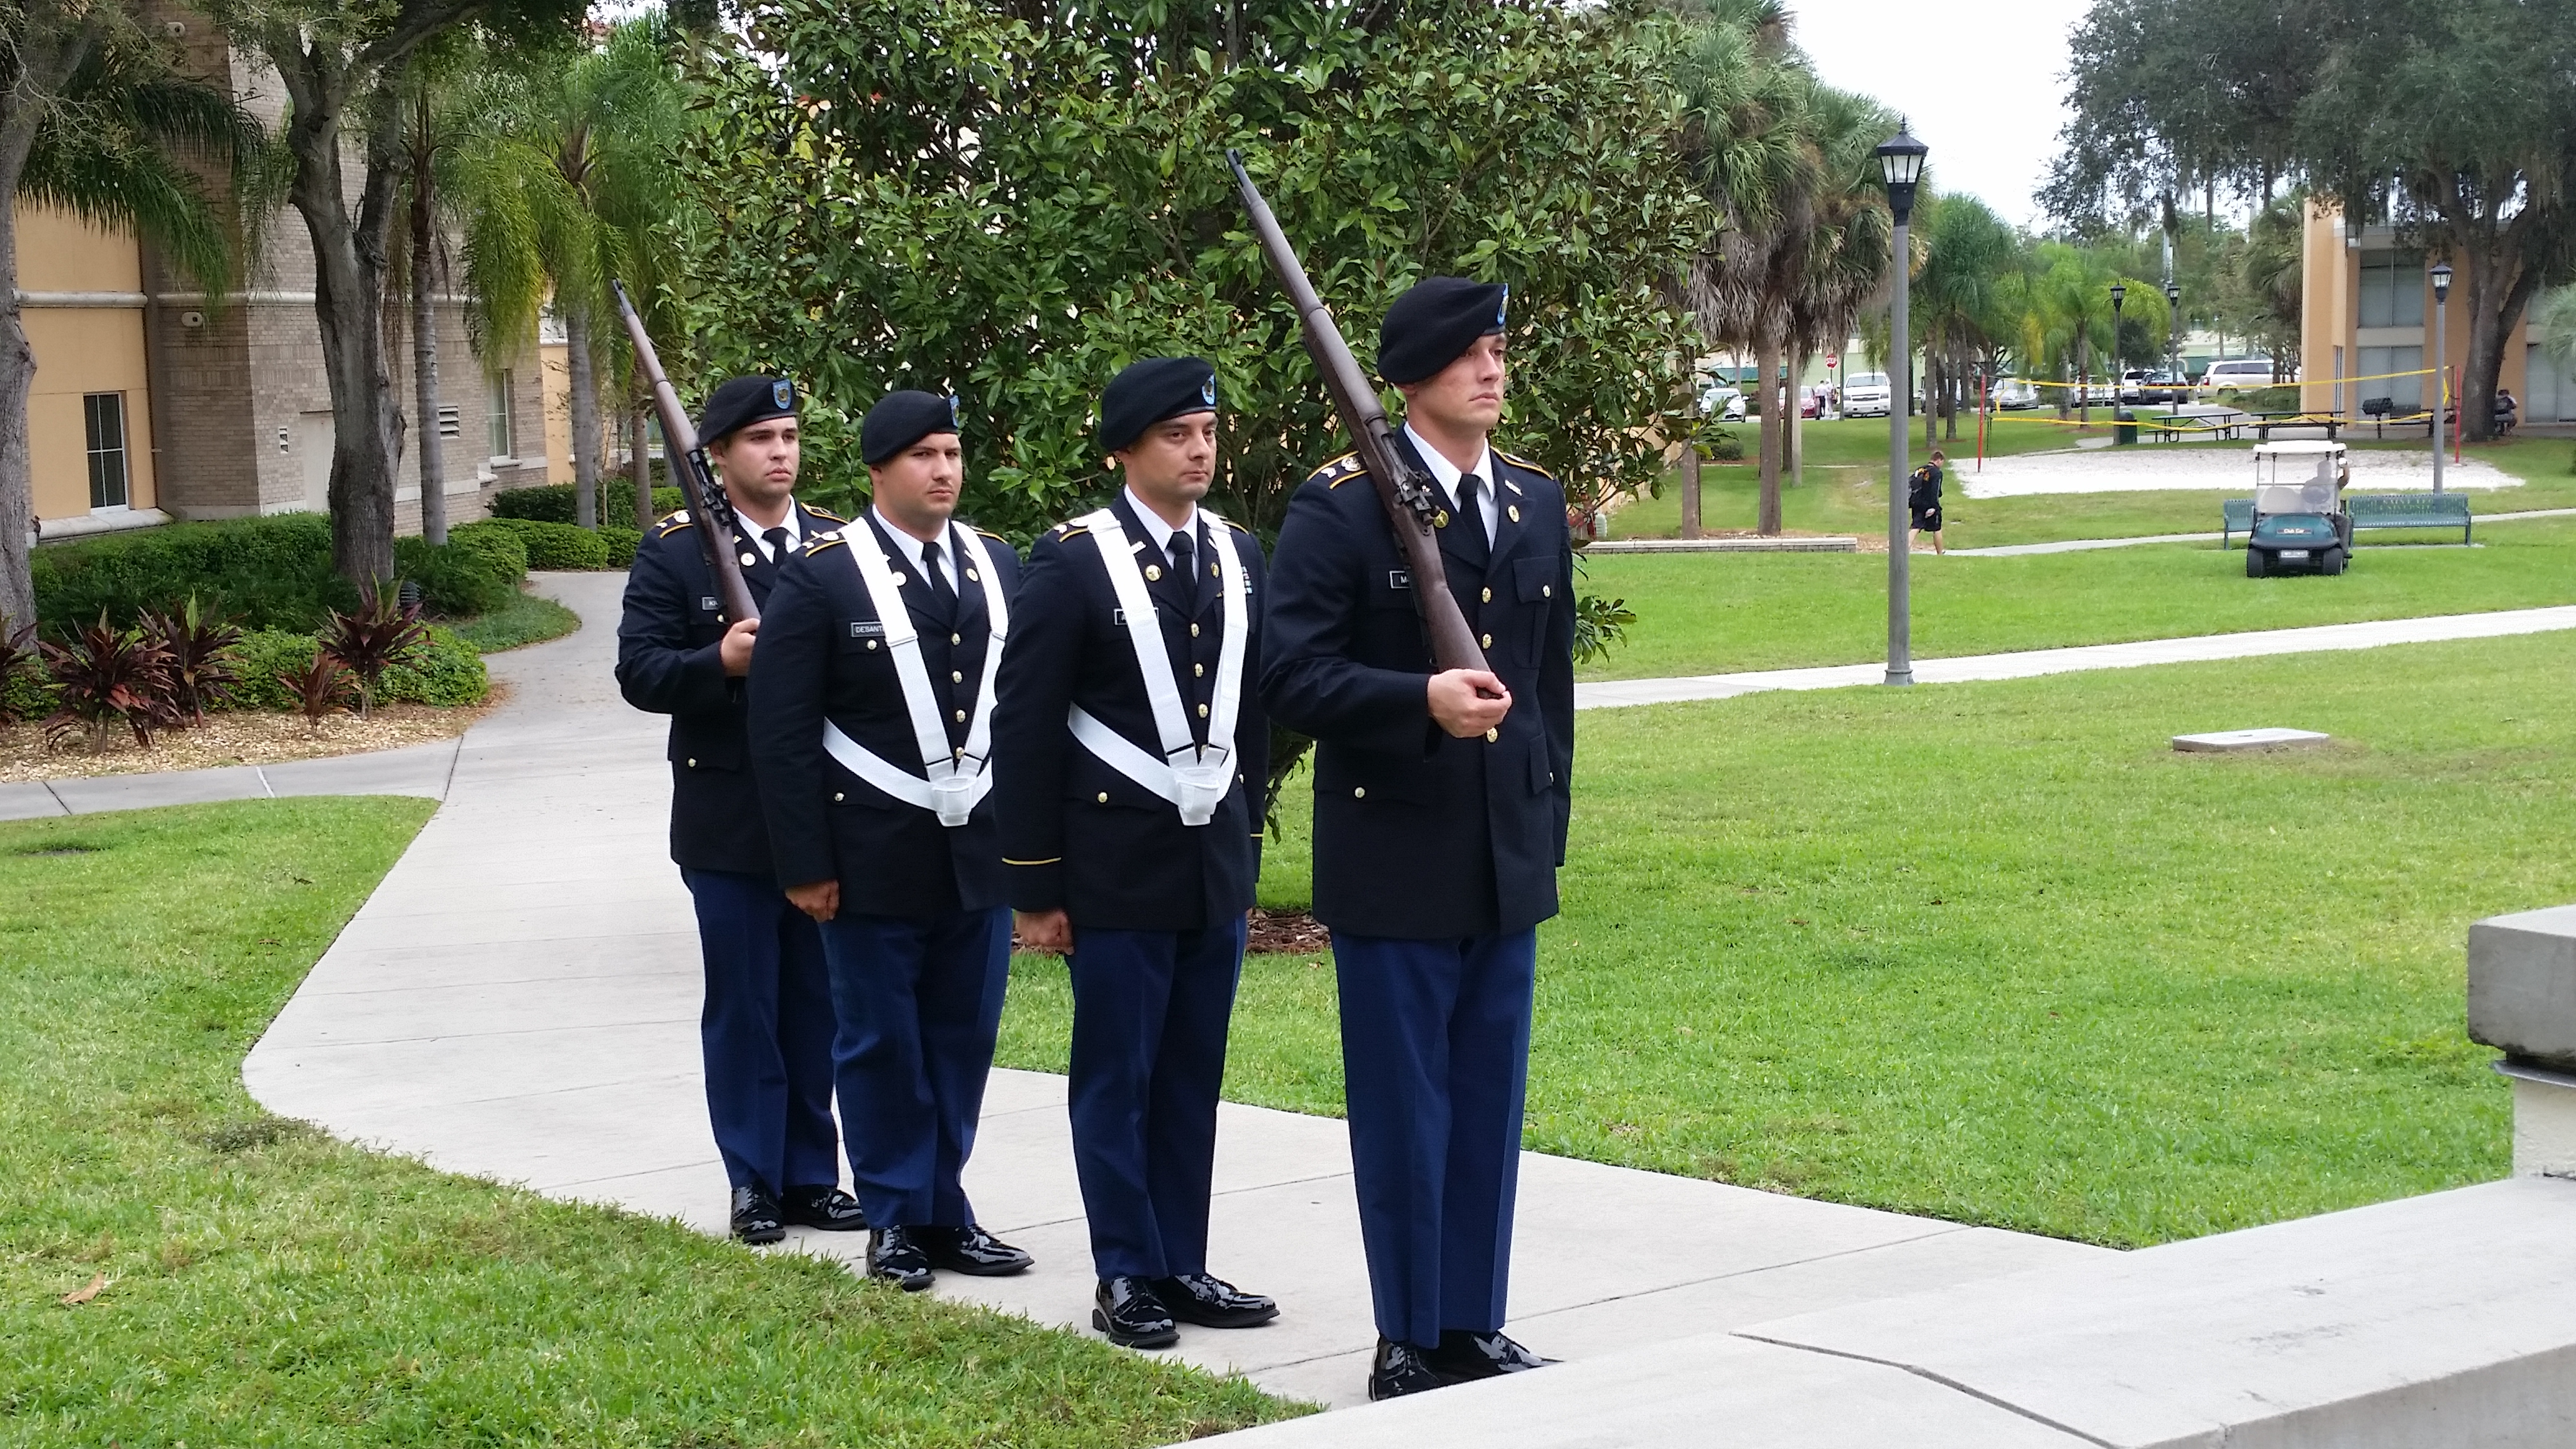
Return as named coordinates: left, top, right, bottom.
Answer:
left=993, top=357, right=1279, bottom=1350
left=746, top=389, right=1035, bottom=1291
left=614, top=374, right=868, bottom=1245
left=1260, top=278, right=1576, bottom=1400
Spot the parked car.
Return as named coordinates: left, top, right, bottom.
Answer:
left=1843, top=371, right=1893, bottom=417
left=2244, top=441, right=2352, bottom=578
left=1800, top=384, right=1837, bottom=419
left=1697, top=380, right=1748, bottom=421
left=1989, top=377, right=2039, bottom=409
left=2118, top=369, right=2187, bottom=404
left=2202, top=357, right=2279, bottom=391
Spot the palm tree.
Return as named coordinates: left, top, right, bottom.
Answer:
left=386, top=34, right=494, bottom=547
left=458, top=15, right=685, bottom=531
left=0, top=1, right=256, bottom=628
left=1783, top=82, right=1898, bottom=469
left=1912, top=195, right=2017, bottom=445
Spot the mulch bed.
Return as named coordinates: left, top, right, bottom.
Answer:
left=0, top=692, right=498, bottom=785
left=1247, top=907, right=1331, bottom=956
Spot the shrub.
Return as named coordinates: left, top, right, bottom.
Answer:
left=225, top=630, right=321, bottom=712
left=1700, top=428, right=1744, bottom=463
left=483, top=517, right=612, bottom=570
left=318, top=590, right=431, bottom=716
left=141, top=595, right=244, bottom=725
left=600, top=525, right=644, bottom=569
left=491, top=479, right=682, bottom=525
left=40, top=613, right=179, bottom=747
left=277, top=654, right=355, bottom=731
left=0, top=614, right=45, bottom=726
left=32, top=513, right=354, bottom=632
left=395, top=535, right=520, bottom=618
left=448, top=520, right=531, bottom=581
left=379, top=626, right=489, bottom=707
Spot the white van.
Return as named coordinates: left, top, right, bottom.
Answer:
left=1843, top=371, right=1893, bottom=417
left=2201, top=358, right=2279, bottom=390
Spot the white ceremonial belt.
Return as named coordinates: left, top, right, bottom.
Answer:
left=1068, top=707, right=1231, bottom=826
left=822, top=721, right=992, bottom=823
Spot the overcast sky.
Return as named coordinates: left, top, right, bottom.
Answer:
left=1792, top=0, right=2094, bottom=232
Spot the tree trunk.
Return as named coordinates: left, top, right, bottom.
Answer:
left=566, top=307, right=600, bottom=528
left=2455, top=234, right=2543, bottom=445
left=1787, top=348, right=1806, bottom=488
left=410, top=158, right=447, bottom=545
left=275, top=41, right=403, bottom=590
left=1924, top=341, right=1938, bottom=453
left=1677, top=430, right=1701, bottom=539
left=630, top=402, right=653, bottom=532
left=2076, top=338, right=2092, bottom=426
left=0, top=10, right=104, bottom=628
left=1755, top=334, right=1783, bottom=535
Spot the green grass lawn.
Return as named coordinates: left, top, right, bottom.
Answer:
left=1004, top=631, right=2575, bottom=1246
left=0, top=798, right=1294, bottom=1447
left=1616, top=426, right=2576, bottom=547
left=449, top=585, right=582, bottom=654
left=1575, top=514, right=2576, bottom=681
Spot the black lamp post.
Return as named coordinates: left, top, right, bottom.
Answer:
left=2431, top=260, right=2453, bottom=493
left=2163, top=278, right=2182, bottom=404
left=2109, top=283, right=2127, bottom=409
left=1876, top=122, right=1927, bottom=687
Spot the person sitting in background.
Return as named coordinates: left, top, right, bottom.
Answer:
left=2495, top=389, right=2520, bottom=438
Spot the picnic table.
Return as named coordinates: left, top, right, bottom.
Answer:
left=2247, top=412, right=2344, bottom=442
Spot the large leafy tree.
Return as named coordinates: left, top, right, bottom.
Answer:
left=2051, top=0, right=2576, bottom=439
left=678, top=0, right=1706, bottom=543
left=0, top=0, right=256, bottom=629
left=202, top=0, right=588, bottom=589
left=1910, top=194, right=2016, bottom=444
left=458, top=14, right=686, bottom=531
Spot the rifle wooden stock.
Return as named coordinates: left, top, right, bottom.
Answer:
left=1225, top=150, right=1490, bottom=678
left=612, top=281, right=758, bottom=625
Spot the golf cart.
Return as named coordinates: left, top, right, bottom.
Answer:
left=2244, top=441, right=2352, bottom=578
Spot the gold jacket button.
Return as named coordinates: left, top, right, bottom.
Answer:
left=951, top=670, right=965, bottom=683
left=834, top=792, right=844, bottom=802
left=1485, top=727, right=1499, bottom=742
left=1543, top=584, right=1553, bottom=597
left=1481, top=587, right=1492, bottom=603
left=740, top=552, right=757, bottom=567
left=686, top=757, right=697, bottom=767
left=1097, top=791, right=1110, bottom=804
left=953, top=709, right=967, bottom=723
left=1144, top=564, right=1162, bottom=581
left=966, top=568, right=979, bottom=582
left=1196, top=703, right=1209, bottom=718
left=1190, top=622, right=1200, bottom=637
left=867, top=640, right=880, bottom=651
left=1352, top=786, right=1366, bottom=799
left=951, top=632, right=962, bottom=645
left=1193, top=663, right=1205, bottom=677
left=1481, top=633, right=1494, bottom=648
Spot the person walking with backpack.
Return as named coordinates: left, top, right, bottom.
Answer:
left=1909, top=450, right=1948, bottom=554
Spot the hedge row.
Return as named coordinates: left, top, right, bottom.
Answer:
left=225, top=626, right=489, bottom=710
left=492, top=480, right=682, bottom=526
left=30, top=510, right=632, bottom=635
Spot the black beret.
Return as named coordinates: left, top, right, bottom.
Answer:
left=862, top=390, right=961, bottom=466
left=1099, top=356, right=1218, bottom=453
left=697, top=375, right=798, bottom=445
left=1377, top=276, right=1508, bottom=385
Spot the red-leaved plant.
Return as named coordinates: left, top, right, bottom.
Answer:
left=40, top=612, right=180, bottom=749
left=318, top=585, right=428, bottom=719
left=277, top=654, right=355, bottom=733
left=0, top=613, right=40, bottom=727
left=142, top=594, right=244, bottom=726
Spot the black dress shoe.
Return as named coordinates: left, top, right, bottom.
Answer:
left=778, top=1185, right=868, bottom=1232
left=1367, top=1337, right=1450, bottom=1401
left=729, top=1184, right=785, bottom=1245
left=867, top=1226, right=934, bottom=1292
left=1092, top=1275, right=1179, bottom=1349
left=915, top=1222, right=1033, bottom=1276
left=1153, top=1272, right=1279, bottom=1329
left=1425, top=1329, right=1557, bottom=1381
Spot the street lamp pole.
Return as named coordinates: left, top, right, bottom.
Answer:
left=1877, top=123, right=1927, bottom=687
left=2431, top=260, right=2453, bottom=494
left=2109, top=283, right=2127, bottom=410
left=2164, top=279, right=2182, bottom=404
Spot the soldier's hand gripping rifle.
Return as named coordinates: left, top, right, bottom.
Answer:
left=1226, top=150, right=1492, bottom=680
left=612, top=280, right=758, bottom=625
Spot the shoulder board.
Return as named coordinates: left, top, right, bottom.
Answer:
left=1496, top=450, right=1558, bottom=481
left=974, top=527, right=1007, bottom=542
left=800, top=501, right=846, bottom=523
left=1212, top=515, right=1247, bottom=532
left=1050, top=522, right=1091, bottom=541
left=655, top=513, right=695, bottom=537
left=1305, top=451, right=1365, bottom=488
left=803, top=533, right=847, bottom=556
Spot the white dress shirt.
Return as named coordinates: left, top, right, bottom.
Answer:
left=742, top=501, right=805, bottom=563
left=1121, top=485, right=1202, bottom=568
left=873, top=505, right=956, bottom=584
left=1401, top=422, right=1499, bottom=545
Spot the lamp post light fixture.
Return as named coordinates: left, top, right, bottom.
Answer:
left=2431, top=260, right=2453, bottom=494
left=2163, top=278, right=2182, bottom=402
left=1876, top=122, right=1927, bottom=687
left=2109, top=283, right=2127, bottom=408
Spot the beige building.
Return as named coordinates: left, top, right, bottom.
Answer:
left=2301, top=203, right=2574, bottom=425
left=21, top=4, right=555, bottom=544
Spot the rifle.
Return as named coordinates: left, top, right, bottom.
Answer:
left=611, top=280, right=758, bottom=625
left=1225, top=149, right=1491, bottom=678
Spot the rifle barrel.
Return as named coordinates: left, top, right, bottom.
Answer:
left=612, top=282, right=758, bottom=625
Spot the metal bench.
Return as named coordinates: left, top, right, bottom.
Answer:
left=2359, top=396, right=2436, bottom=440
left=2221, top=492, right=2472, bottom=548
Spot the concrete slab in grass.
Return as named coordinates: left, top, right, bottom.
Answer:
left=1739, top=1175, right=2576, bottom=1449
left=2469, top=904, right=2576, bottom=1073
left=2172, top=726, right=2330, bottom=752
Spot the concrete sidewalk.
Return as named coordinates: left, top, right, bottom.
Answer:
left=0, top=736, right=460, bottom=821
left=238, top=571, right=2106, bottom=1410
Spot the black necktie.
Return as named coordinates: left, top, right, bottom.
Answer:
left=1456, top=473, right=1490, bottom=567
left=919, top=539, right=956, bottom=618
left=762, top=527, right=789, bottom=564
left=1165, top=528, right=1197, bottom=611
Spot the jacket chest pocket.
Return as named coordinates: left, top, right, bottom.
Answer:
left=1508, top=556, right=1559, bottom=665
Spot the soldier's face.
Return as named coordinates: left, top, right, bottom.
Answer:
left=1401, top=334, right=1508, bottom=435
left=710, top=418, right=800, bottom=509
left=868, top=433, right=964, bottom=532
left=1114, top=413, right=1218, bottom=510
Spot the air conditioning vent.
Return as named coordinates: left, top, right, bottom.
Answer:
left=436, top=406, right=462, bottom=438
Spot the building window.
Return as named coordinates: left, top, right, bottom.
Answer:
left=2357, top=345, right=2425, bottom=413
left=2358, top=251, right=2425, bottom=329
left=488, top=370, right=515, bottom=459
left=84, top=392, right=129, bottom=510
